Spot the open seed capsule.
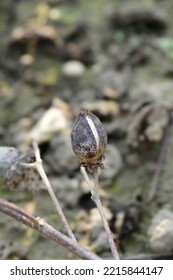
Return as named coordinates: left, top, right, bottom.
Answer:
left=71, top=110, right=107, bottom=164
left=0, top=147, right=22, bottom=189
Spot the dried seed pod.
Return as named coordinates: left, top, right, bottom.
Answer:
left=71, top=110, right=107, bottom=167
left=0, top=147, right=24, bottom=190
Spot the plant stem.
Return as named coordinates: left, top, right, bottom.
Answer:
left=20, top=141, right=76, bottom=242
left=80, top=166, right=120, bottom=260
left=0, top=198, right=101, bottom=260
left=33, top=141, right=76, bottom=241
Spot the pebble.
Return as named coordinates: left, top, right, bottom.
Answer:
left=103, top=87, right=120, bottom=100
left=49, top=176, right=82, bottom=208
left=126, top=153, right=140, bottom=166
left=92, top=231, right=110, bottom=253
left=62, top=60, right=86, bottom=78
left=82, top=100, right=120, bottom=117
left=148, top=209, right=173, bottom=253
left=28, top=98, right=69, bottom=144
left=44, top=132, right=79, bottom=174
left=97, top=68, right=131, bottom=99
left=89, top=207, right=113, bottom=228
left=101, top=144, right=122, bottom=187
left=19, top=54, right=34, bottom=65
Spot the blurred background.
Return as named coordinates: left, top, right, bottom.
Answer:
left=1, top=0, right=173, bottom=260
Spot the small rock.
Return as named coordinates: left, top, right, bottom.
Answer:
left=109, top=4, right=167, bottom=34
left=103, top=87, right=120, bottom=100
left=50, top=176, right=82, bottom=208
left=90, top=207, right=113, bottom=228
left=126, top=153, right=140, bottom=166
left=19, top=54, right=34, bottom=65
left=127, top=102, right=170, bottom=147
left=75, top=210, right=90, bottom=231
left=92, top=231, right=110, bottom=253
left=97, top=68, right=130, bottom=99
left=10, top=25, right=60, bottom=46
left=62, top=60, right=86, bottom=78
left=44, top=132, right=79, bottom=174
left=48, top=8, right=61, bottom=21
left=127, top=104, right=153, bottom=147
left=145, top=105, right=169, bottom=142
left=106, top=116, right=130, bottom=139
left=28, top=98, right=69, bottom=144
left=82, top=100, right=120, bottom=117
left=148, top=209, right=173, bottom=253
left=101, top=144, right=122, bottom=187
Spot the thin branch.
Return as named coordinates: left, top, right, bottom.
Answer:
left=20, top=141, right=76, bottom=242
left=0, top=198, right=101, bottom=260
left=80, top=166, right=120, bottom=260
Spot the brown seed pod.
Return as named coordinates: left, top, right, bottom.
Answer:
left=71, top=110, right=107, bottom=167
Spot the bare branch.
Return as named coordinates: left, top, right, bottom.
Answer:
left=80, top=166, right=120, bottom=260
left=20, top=141, right=76, bottom=242
left=0, top=198, right=101, bottom=260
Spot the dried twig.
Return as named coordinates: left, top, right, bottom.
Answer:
left=20, top=141, right=76, bottom=241
left=0, top=198, right=101, bottom=260
left=80, top=165, right=120, bottom=260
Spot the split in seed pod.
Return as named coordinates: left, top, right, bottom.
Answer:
left=71, top=110, right=107, bottom=171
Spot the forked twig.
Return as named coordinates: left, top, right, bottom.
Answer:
left=20, top=141, right=76, bottom=242
left=0, top=198, right=100, bottom=260
left=80, top=165, right=120, bottom=260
